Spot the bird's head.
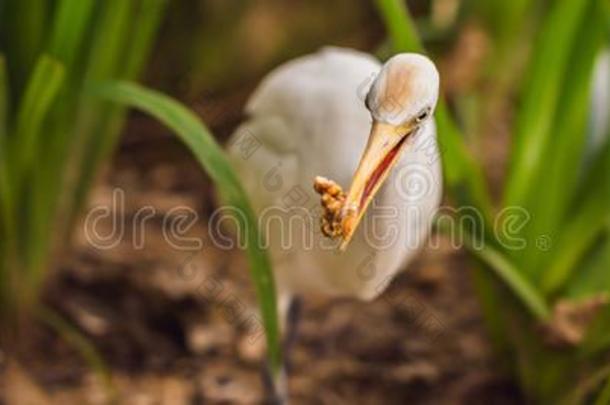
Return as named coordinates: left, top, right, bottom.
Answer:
left=316, top=53, right=440, bottom=250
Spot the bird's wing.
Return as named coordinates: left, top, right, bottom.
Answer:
left=227, top=47, right=381, bottom=212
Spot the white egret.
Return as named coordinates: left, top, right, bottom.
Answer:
left=227, top=47, right=442, bottom=397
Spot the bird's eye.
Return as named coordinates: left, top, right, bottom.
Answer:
left=415, top=108, right=430, bottom=123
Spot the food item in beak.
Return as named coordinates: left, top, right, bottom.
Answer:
left=313, top=176, right=346, bottom=238
left=313, top=125, right=414, bottom=248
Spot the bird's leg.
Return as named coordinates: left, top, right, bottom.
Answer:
left=261, top=364, right=287, bottom=405
left=262, top=296, right=302, bottom=404
left=284, top=296, right=303, bottom=372
left=313, top=176, right=347, bottom=239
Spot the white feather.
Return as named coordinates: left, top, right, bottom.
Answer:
left=227, top=47, right=442, bottom=307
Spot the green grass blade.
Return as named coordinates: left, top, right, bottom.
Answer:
left=374, top=0, right=421, bottom=53
left=519, top=1, right=607, bottom=276
left=12, top=55, right=65, bottom=176
left=0, top=54, right=8, bottom=207
left=77, top=0, right=168, bottom=195
left=471, top=0, right=532, bottom=49
left=541, top=201, right=608, bottom=295
left=470, top=266, right=511, bottom=352
left=503, top=0, right=590, bottom=208
left=92, top=80, right=282, bottom=373
left=435, top=104, right=494, bottom=220
left=0, top=53, right=11, bottom=233
left=10, top=55, right=64, bottom=275
left=467, top=243, right=549, bottom=320
left=561, top=365, right=610, bottom=405
left=122, top=0, right=169, bottom=79
left=8, top=55, right=64, bottom=285
left=82, top=1, right=133, bottom=84
left=56, top=0, right=133, bottom=235
left=35, top=0, right=96, bottom=266
left=580, top=303, right=610, bottom=358
left=563, top=235, right=610, bottom=299
left=48, top=0, right=95, bottom=68
left=0, top=54, right=9, bottom=291
left=37, top=307, right=114, bottom=397
left=65, top=0, right=166, bottom=235
left=439, top=222, right=550, bottom=320
left=0, top=53, right=13, bottom=316
left=0, top=0, right=48, bottom=97
left=0, top=54, right=7, bottom=139
left=594, top=375, right=610, bottom=405
left=542, top=138, right=610, bottom=294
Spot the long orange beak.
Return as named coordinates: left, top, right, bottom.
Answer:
left=339, top=121, right=417, bottom=250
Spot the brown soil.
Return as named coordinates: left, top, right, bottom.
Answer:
left=0, top=118, right=522, bottom=404
left=0, top=7, right=526, bottom=401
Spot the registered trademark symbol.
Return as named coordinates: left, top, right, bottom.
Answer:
left=536, top=235, right=552, bottom=251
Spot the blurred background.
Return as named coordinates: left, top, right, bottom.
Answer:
left=0, top=0, right=608, bottom=404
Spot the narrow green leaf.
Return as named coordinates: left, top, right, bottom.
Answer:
left=0, top=54, right=16, bottom=318
left=122, top=0, right=169, bottom=79
left=5, top=55, right=64, bottom=282
left=580, top=304, right=610, bottom=360
left=467, top=244, right=549, bottom=320
left=32, top=0, right=96, bottom=270
left=435, top=104, right=494, bottom=221
left=472, top=0, right=532, bottom=49
left=0, top=54, right=9, bottom=302
left=0, top=54, right=8, bottom=138
left=594, top=375, right=610, bottom=405
left=504, top=0, right=589, bottom=207
left=374, top=0, right=421, bottom=53
left=37, top=307, right=114, bottom=397
left=82, top=1, right=133, bottom=84
left=542, top=138, right=610, bottom=294
left=92, top=80, right=282, bottom=373
left=470, top=266, right=511, bottom=352
left=78, top=0, right=168, bottom=198
left=561, top=365, right=610, bottom=405
left=542, top=201, right=608, bottom=295
left=0, top=0, right=48, bottom=97
left=0, top=54, right=14, bottom=237
left=519, top=1, right=607, bottom=276
left=0, top=54, right=9, bottom=200
left=563, top=235, right=610, bottom=299
left=438, top=222, right=550, bottom=320
left=48, top=0, right=95, bottom=68
left=12, top=55, right=64, bottom=175
left=64, top=0, right=166, bottom=236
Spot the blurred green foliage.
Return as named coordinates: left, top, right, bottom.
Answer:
left=0, top=0, right=282, bottom=378
left=2, top=0, right=609, bottom=401
left=149, top=0, right=381, bottom=97
left=377, top=0, right=610, bottom=402
left=0, top=0, right=167, bottom=324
